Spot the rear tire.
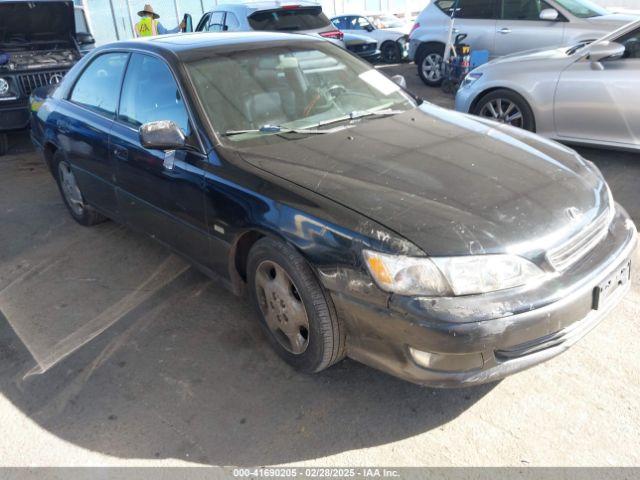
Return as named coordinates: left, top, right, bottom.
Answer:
left=0, top=133, right=8, bottom=156
left=417, top=43, right=445, bottom=87
left=52, top=150, right=106, bottom=226
left=472, top=89, right=536, bottom=132
left=247, top=237, right=346, bottom=373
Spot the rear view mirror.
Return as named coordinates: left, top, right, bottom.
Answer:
left=139, top=121, right=186, bottom=150
left=588, top=41, right=626, bottom=69
left=539, top=8, right=559, bottom=21
left=391, top=75, right=407, bottom=89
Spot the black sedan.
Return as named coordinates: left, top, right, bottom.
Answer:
left=31, top=32, right=636, bottom=387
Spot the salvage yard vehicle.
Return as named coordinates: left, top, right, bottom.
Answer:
left=331, top=13, right=409, bottom=62
left=409, top=0, right=637, bottom=86
left=0, top=0, right=84, bottom=156
left=343, top=32, right=380, bottom=63
left=31, top=32, right=636, bottom=387
left=456, top=20, right=640, bottom=152
left=193, top=1, right=345, bottom=46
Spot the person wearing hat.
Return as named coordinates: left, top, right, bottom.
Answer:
left=134, top=4, right=185, bottom=37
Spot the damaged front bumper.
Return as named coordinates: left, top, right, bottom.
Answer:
left=330, top=205, right=637, bottom=388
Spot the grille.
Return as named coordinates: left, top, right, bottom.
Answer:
left=349, top=43, right=376, bottom=54
left=546, top=208, right=612, bottom=272
left=18, top=70, right=67, bottom=96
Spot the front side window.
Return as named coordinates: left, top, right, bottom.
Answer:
left=70, top=52, right=128, bottom=118
left=553, top=0, right=607, bottom=18
left=436, top=0, right=496, bottom=18
left=187, top=44, right=416, bottom=145
left=501, top=0, right=554, bottom=20
left=225, top=12, right=240, bottom=30
left=118, top=54, right=190, bottom=135
left=208, top=12, right=225, bottom=32
left=617, top=27, right=640, bottom=59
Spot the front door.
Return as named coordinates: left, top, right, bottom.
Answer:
left=555, top=27, right=640, bottom=147
left=494, top=0, right=565, bottom=56
left=110, top=53, right=211, bottom=268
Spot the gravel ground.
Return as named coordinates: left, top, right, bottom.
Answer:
left=0, top=63, right=638, bottom=467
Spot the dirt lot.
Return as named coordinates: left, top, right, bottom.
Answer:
left=0, top=64, right=639, bottom=467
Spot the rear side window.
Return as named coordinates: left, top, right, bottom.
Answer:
left=248, top=6, right=330, bottom=31
left=436, top=0, right=496, bottom=19
left=118, top=54, right=190, bottom=135
left=208, top=11, right=226, bottom=32
left=70, top=52, right=128, bottom=118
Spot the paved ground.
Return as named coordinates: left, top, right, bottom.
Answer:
left=0, top=63, right=639, bottom=467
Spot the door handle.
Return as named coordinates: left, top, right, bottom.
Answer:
left=112, top=146, right=129, bottom=161
left=498, top=27, right=512, bottom=34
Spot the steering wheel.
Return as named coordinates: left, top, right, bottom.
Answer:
left=302, top=85, right=346, bottom=117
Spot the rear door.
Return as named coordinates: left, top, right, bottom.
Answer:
left=62, top=51, right=129, bottom=217
left=439, top=0, right=498, bottom=54
left=555, top=27, right=640, bottom=147
left=110, top=53, right=211, bottom=267
left=494, top=0, right=565, bottom=56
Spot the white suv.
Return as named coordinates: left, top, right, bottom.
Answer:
left=409, top=0, right=636, bottom=86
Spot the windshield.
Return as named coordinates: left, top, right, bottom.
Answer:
left=187, top=43, right=416, bottom=145
left=369, top=15, right=405, bottom=28
left=554, top=0, right=608, bottom=18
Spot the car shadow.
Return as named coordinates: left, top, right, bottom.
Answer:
left=0, top=265, right=495, bottom=465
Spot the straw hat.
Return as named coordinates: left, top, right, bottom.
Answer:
left=138, top=4, right=160, bottom=18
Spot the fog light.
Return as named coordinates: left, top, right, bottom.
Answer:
left=409, top=347, right=484, bottom=372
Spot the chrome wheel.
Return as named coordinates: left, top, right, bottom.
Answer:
left=255, top=260, right=310, bottom=355
left=421, top=53, right=443, bottom=83
left=58, top=160, right=85, bottom=216
left=479, top=98, right=524, bottom=128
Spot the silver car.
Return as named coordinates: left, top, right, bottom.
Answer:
left=409, top=0, right=636, bottom=86
left=455, top=20, right=640, bottom=152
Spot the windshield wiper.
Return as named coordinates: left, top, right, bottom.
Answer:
left=224, top=108, right=405, bottom=137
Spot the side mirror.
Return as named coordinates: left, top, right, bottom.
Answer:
left=76, top=32, right=95, bottom=44
left=139, top=120, right=186, bottom=150
left=587, top=41, right=626, bottom=69
left=182, top=13, right=193, bottom=33
left=391, top=75, right=407, bottom=89
left=365, top=24, right=374, bottom=32
left=539, top=8, right=559, bottom=21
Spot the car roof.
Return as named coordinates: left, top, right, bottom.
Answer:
left=211, top=1, right=321, bottom=13
left=98, top=31, right=323, bottom=60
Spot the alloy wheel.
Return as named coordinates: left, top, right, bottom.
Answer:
left=255, top=260, right=310, bottom=355
left=58, top=160, right=85, bottom=216
left=421, top=53, right=443, bottom=82
left=479, top=98, right=524, bottom=128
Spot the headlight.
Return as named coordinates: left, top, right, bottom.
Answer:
left=0, top=78, right=9, bottom=96
left=363, top=250, right=545, bottom=296
left=460, top=72, right=482, bottom=89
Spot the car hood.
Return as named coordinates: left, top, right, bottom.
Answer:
left=480, top=45, right=575, bottom=69
left=0, top=0, right=75, bottom=47
left=237, top=103, right=608, bottom=257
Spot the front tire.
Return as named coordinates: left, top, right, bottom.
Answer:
left=417, top=43, right=445, bottom=87
left=52, top=151, right=106, bottom=226
left=247, top=237, right=345, bottom=373
left=473, top=89, right=536, bottom=132
left=381, top=41, right=401, bottom=63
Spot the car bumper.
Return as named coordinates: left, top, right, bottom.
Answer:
left=329, top=205, right=637, bottom=387
left=0, top=100, right=30, bottom=132
left=454, top=84, right=476, bottom=113
left=408, top=39, right=420, bottom=61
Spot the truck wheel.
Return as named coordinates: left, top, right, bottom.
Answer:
left=417, top=43, right=445, bottom=87
left=52, top=151, right=106, bottom=226
left=473, top=89, right=536, bottom=132
left=247, top=237, right=346, bottom=373
left=381, top=41, right=401, bottom=63
left=0, top=133, right=8, bottom=156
